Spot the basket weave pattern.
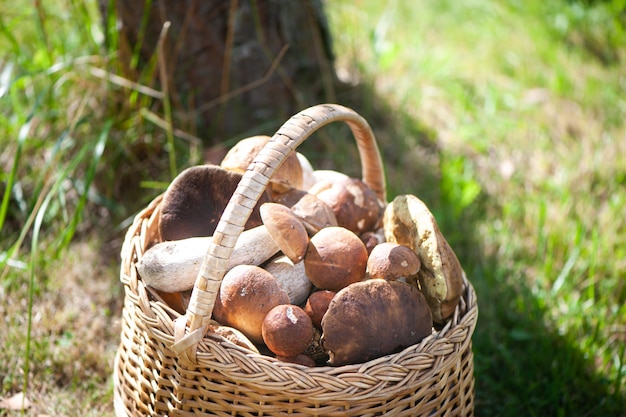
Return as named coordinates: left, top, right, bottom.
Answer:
left=114, top=104, right=478, bottom=416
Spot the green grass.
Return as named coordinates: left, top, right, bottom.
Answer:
left=327, top=0, right=626, bottom=415
left=1, top=0, right=625, bottom=416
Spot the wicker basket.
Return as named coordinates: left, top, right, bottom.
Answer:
left=113, top=104, right=478, bottom=417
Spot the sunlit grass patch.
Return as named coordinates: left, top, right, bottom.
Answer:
left=328, top=0, right=625, bottom=415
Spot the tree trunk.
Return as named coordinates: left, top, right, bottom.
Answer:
left=103, top=0, right=336, bottom=144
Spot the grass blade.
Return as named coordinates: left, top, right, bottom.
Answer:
left=0, top=116, right=30, bottom=234
left=58, top=120, right=111, bottom=252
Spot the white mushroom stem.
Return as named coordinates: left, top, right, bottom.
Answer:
left=137, top=225, right=280, bottom=293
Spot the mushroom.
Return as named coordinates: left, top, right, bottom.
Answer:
left=150, top=289, right=187, bottom=314
left=303, top=226, right=368, bottom=292
left=158, top=164, right=270, bottom=241
left=290, top=193, right=338, bottom=235
left=263, top=255, right=312, bottom=306
left=310, top=169, right=350, bottom=188
left=304, top=290, right=336, bottom=329
left=360, top=229, right=385, bottom=254
left=321, top=279, right=433, bottom=366
left=383, top=194, right=464, bottom=324
left=275, top=354, right=316, bottom=367
left=260, top=202, right=309, bottom=263
left=208, top=320, right=260, bottom=353
left=262, top=304, right=314, bottom=358
left=366, top=242, right=421, bottom=281
left=310, top=177, right=385, bottom=235
left=212, top=264, right=289, bottom=344
left=137, top=225, right=280, bottom=293
left=297, top=152, right=317, bottom=191
left=273, top=191, right=338, bottom=235
left=220, top=135, right=304, bottom=194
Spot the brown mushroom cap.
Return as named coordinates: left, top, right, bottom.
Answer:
left=304, top=290, right=336, bottom=329
left=260, top=203, right=309, bottom=263
left=220, top=135, right=303, bottom=192
left=159, top=164, right=270, bottom=241
left=360, top=230, right=384, bottom=254
left=311, top=177, right=385, bottom=235
left=262, top=304, right=314, bottom=357
left=321, top=279, right=433, bottom=366
left=290, top=193, right=338, bottom=235
left=212, top=265, right=289, bottom=344
left=366, top=242, right=421, bottom=280
left=304, top=226, right=368, bottom=292
left=273, top=190, right=338, bottom=235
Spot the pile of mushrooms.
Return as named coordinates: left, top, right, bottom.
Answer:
left=136, top=135, right=465, bottom=367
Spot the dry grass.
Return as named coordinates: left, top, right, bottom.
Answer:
left=1, top=239, right=120, bottom=416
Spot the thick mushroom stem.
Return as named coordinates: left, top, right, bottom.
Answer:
left=137, top=225, right=280, bottom=293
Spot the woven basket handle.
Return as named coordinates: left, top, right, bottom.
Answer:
left=172, top=104, right=386, bottom=362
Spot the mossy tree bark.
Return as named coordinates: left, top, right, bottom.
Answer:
left=102, top=0, right=336, bottom=144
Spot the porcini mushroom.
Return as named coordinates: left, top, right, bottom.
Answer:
left=260, top=202, right=309, bottom=263
left=262, top=304, right=313, bottom=358
left=290, top=193, right=338, bottom=235
left=263, top=255, right=312, bottom=306
left=321, top=279, right=433, bottom=366
left=304, top=226, right=368, bottom=292
left=137, top=225, right=280, bottom=293
left=304, top=290, right=336, bottom=329
left=366, top=242, right=421, bottom=281
left=212, top=265, right=289, bottom=344
left=220, top=135, right=304, bottom=193
left=158, top=164, right=270, bottom=241
left=311, top=177, right=385, bottom=235
left=297, top=152, right=317, bottom=191
left=310, top=169, right=350, bottom=188
left=208, top=320, right=260, bottom=353
left=273, top=191, right=338, bottom=235
left=383, top=194, right=464, bottom=324
left=360, top=229, right=385, bottom=254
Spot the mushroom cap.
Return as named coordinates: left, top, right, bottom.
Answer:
left=290, top=193, right=338, bottom=235
left=366, top=242, right=421, bottom=280
left=220, top=135, right=303, bottom=192
left=311, top=177, right=385, bottom=235
left=273, top=190, right=338, bottom=235
left=360, top=230, right=384, bottom=254
left=304, top=226, right=368, bottom=292
left=304, top=290, right=336, bottom=329
left=321, top=279, right=433, bottom=366
left=212, top=265, right=289, bottom=344
left=262, top=304, right=314, bottom=357
left=383, top=194, right=464, bottom=323
left=260, top=203, right=309, bottom=263
left=159, top=164, right=270, bottom=241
